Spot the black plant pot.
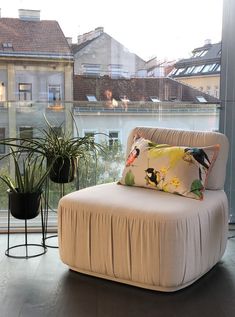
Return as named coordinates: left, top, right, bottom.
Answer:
left=49, top=157, right=75, bottom=184
left=8, top=190, right=42, bottom=220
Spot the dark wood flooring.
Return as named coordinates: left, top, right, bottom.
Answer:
left=1, top=232, right=235, bottom=317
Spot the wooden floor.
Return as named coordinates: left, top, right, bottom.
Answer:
left=1, top=232, right=235, bottom=317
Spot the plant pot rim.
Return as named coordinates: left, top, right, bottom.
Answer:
left=7, top=189, right=43, bottom=194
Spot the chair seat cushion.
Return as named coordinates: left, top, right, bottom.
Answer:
left=58, top=183, right=228, bottom=292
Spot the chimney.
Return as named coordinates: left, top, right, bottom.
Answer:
left=204, top=39, right=212, bottom=45
left=94, top=27, right=104, bottom=36
left=18, top=9, right=40, bottom=21
left=77, top=27, right=104, bottom=44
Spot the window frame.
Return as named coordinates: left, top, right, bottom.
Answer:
left=18, top=83, right=32, bottom=101
left=201, top=63, right=217, bottom=73
left=48, top=84, right=61, bottom=102
left=18, top=126, right=33, bottom=147
left=107, top=129, right=121, bottom=148
left=108, top=64, right=127, bottom=78
left=0, top=127, right=6, bottom=154
left=191, top=65, right=205, bottom=74
left=82, top=63, right=101, bottom=76
left=82, top=129, right=98, bottom=142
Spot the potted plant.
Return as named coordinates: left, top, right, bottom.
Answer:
left=0, top=150, right=51, bottom=219
left=37, top=120, right=101, bottom=183
left=0, top=114, right=104, bottom=184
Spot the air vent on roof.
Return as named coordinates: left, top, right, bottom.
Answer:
left=204, top=39, right=211, bottom=45
left=18, top=9, right=40, bottom=21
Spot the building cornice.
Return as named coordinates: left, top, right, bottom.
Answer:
left=0, top=51, right=74, bottom=62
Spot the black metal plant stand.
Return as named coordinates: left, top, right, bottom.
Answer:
left=5, top=198, right=47, bottom=259
left=43, top=181, right=65, bottom=249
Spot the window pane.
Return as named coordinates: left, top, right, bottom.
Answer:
left=19, top=83, right=32, bottom=101
left=109, top=131, right=119, bottom=147
left=49, top=85, right=61, bottom=102
left=82, top=64, right=100, bottom=76
left=0, top=1, right=223, bottom=231
left=0, top=83, right=6, bottom=101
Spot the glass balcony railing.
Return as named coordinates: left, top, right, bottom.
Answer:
left=0, top=101, right=220, bottom=231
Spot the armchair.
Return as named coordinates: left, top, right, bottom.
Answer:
left=58, top=126, right=229, bottom=292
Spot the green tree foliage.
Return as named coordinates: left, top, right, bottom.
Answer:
left=77, top=140, right=125, bottom=189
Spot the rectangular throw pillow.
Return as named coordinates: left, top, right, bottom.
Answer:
left=119, top=137, right=220, bottom=200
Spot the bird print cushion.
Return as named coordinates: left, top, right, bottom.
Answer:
left=119, top=136, right=220, bottom=200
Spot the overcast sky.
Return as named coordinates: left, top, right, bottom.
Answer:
left=1, top=0, right=223, bottom=61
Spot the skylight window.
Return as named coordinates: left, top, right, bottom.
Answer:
left=168, top=68, right=177, bottom=76
left=150, top=96, right=160, bottom=102
left=201, top=64, right=218, bottom=73
left=120, top=96, right=130, bottom=102
left=175, top=68, right=185, bottom=75
left=192, top=65, right=204, bottom=73
left=199, top=50, right=208, bottom=57
left=196, top=96, right=207, bottom=103
left=193, top=51, right=201, bottom=57
left=86, top=95, right=97, bottom=102
left=2, top=42, right=13, bottom=48
left=192, top=50, right=208, bottom=58
left=184, top=66, right=195, bottom=74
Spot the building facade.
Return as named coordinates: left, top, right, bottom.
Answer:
left=0, top=9, right=74, bottom=164
left=73, top=75, right=220, bottom=151
left=170, top=41, right=221, bottom=98
left=0, top=9, right=74, bottom=104
left=71, top=27, right=146, bottom=78
left=146, top=58, right=176, bottom=77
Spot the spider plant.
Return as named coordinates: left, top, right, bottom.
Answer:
left=0, top=114, right=105, bottom=183
left=0, top=114, right=104, bottom=162
left=0, top=150, right=51, bottom=193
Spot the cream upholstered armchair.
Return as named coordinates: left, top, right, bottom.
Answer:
left=58, top=127, right=229, bottom=292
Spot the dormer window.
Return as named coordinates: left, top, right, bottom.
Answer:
left=192, top=50, right=208, bottom=58
left=2, top=42, right=13, bottom=49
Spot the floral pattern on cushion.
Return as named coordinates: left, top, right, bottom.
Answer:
left=119, top=137, right=220, bottom=200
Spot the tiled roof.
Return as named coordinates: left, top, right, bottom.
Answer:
left=170, top=42, right=221, bottom=78
left=73, top=75, right=219, bottom=103
left=175, top=42, right=221, bottom=66
left=0, top=18, right=72, bottom=57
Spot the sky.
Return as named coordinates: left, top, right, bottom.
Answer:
left=1, top=0, right=223, bottom=61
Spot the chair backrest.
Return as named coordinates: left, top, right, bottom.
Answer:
left=126, top=127, right=229, bottom=190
